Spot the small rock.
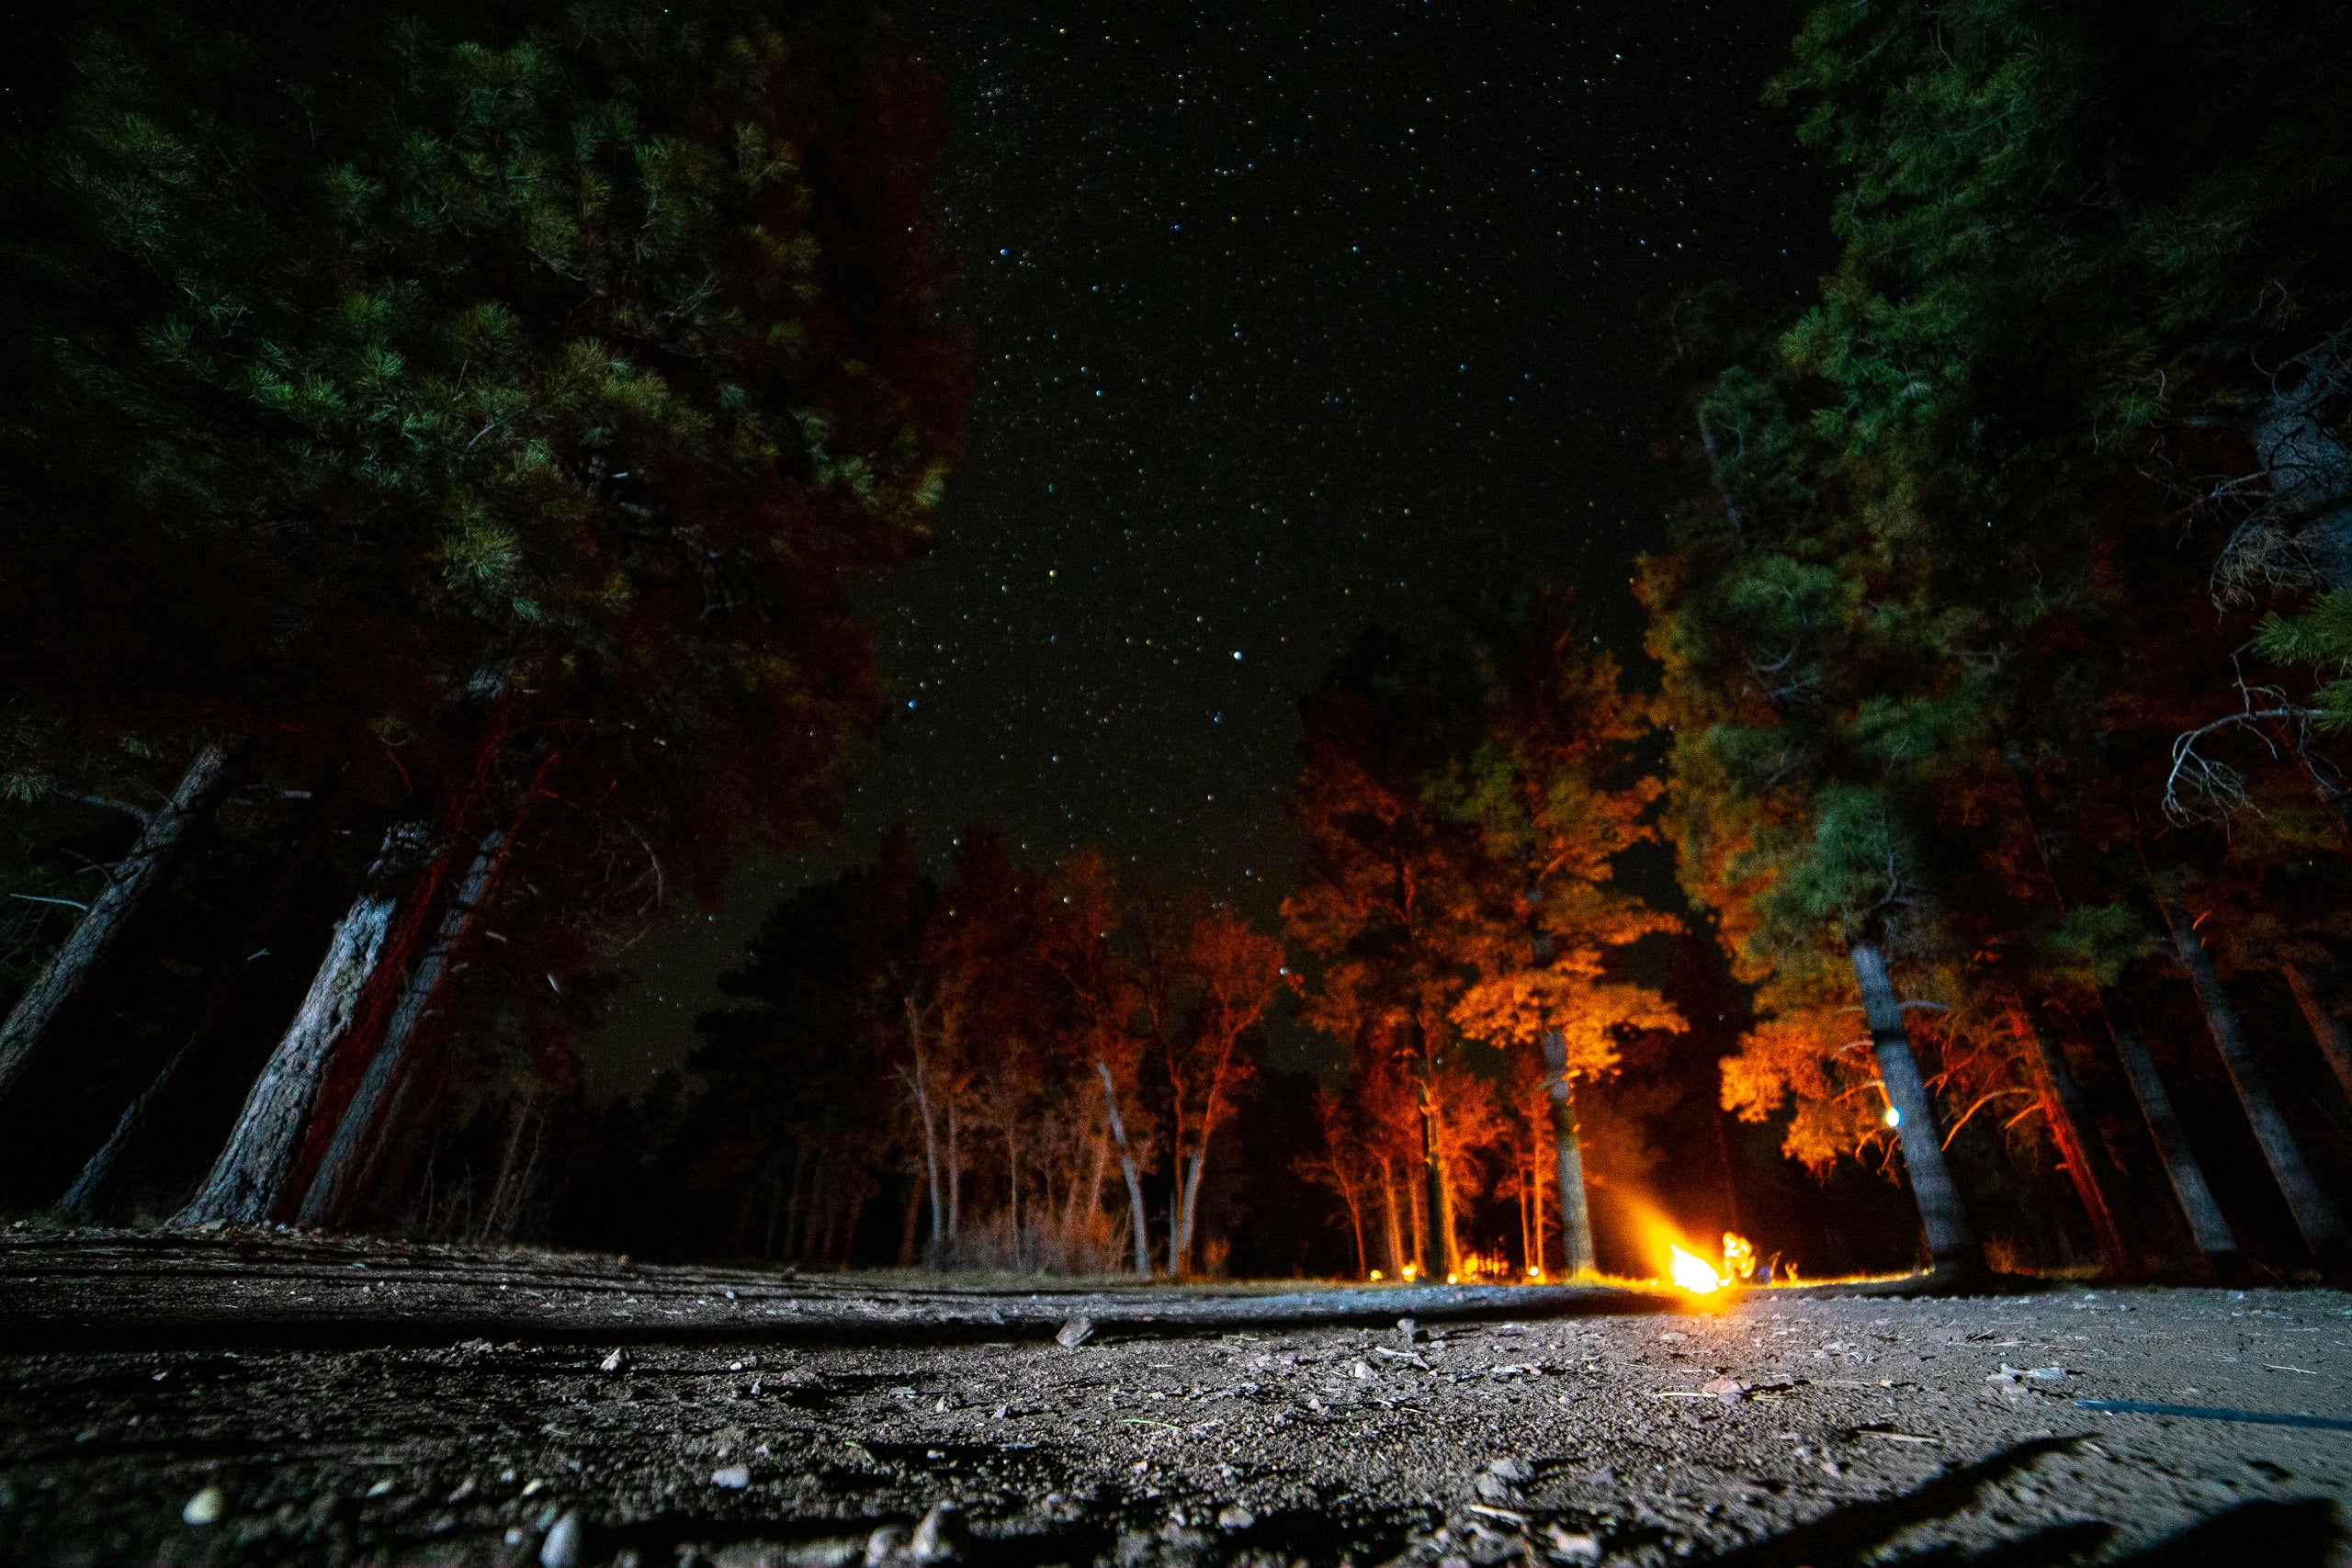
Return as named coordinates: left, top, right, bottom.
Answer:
left=1216, top=1506, right=1256, bottom=1531
left=599, top=1348, right=626, bottom=1372
left=1475, top=1473, right=1514, bottom=1502
left=1396, top=1317, right=1419, bottom=1344
left=1056, top=1315, right=1095, bottom=1349
left=711, top=1466, right=752, bottom=1490
left=2024, top=1365, right=2067, bottom=1382
left=183, top=1485, right=226, bottom=1527
left=1701, top=1377, right=1747, bottom=1404
left=865, top=1526, right=910, bottom=1566
left=538, top=1510, right=582, bottom=1568
left=910, top=1500, right=967, bottom=1562
left=366, top=1478, right=395, bottom=1498
left=1546, top=1528, right=1601, bottom=1564
left=1352, top=1360, right=1374, bottom=1380
left=1488, top=1457, right=1533, bottom=1483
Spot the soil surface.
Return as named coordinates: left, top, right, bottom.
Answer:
left=4, top=1231, right=2349, bottom=1568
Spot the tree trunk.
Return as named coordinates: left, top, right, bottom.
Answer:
left=944, top=1100, right=961, bottom=1242
left=2165, top=909, right=2352, bottom=1268
left=898, top=1175, right=922, bottom=1266
left=1849, top=942, right=1978, bottom=1274
left=1179, top=1145, right=1208, bottom=1275
left=2007, top=998, right=2132, bottom=1276
left=1418, top=1083, right=1445, bottom=1279
left=906, top=1002, right=945, bottom=1246
left=175, top=826, right=418, bottom=1224
left=1374, top=1161, right=1392, bottom=1279
left=0, top=739, right=245, bottom=1111
left=296, top=825, right=511, bottom=1228
left=1340, top=1169, right=1366, bottom=1277
left=1095, top=1055, right=1151, bottom=1277
left=2280, top=960, right=2352, bottom=1107
left=1541, top=1027, right=1597, bottom=1276
left=2099, top=993, right=2237, bottom=1270
left=58, top=752, right=347, bottom=1220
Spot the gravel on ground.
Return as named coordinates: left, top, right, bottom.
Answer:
left=3, top=1231, right=2347, bottom=1567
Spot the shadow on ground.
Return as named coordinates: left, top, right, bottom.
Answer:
left=553, top=1440, right=2344, bottom=1568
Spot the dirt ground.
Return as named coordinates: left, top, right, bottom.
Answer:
left=3, top=1230, right=2349, bottom=1568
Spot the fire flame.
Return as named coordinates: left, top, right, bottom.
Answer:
left=1668, top=1244, right=1724, bottom=1294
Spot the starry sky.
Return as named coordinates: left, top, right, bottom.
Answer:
left=590, top=0, right=1834, bottom=1093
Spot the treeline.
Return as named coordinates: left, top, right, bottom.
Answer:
left=0, top=1, right=964, bottom=1227
left=1643, top=0, right=2352, bottom=1280
left=596, top=581, right=1697, bottom=1281
left=586, top=831, right=1285, bottom=1274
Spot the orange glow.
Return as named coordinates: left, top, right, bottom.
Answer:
left=1668, top=1244, right=1724, bottom=1294
left=1721, top=1232, right=1756, bottom=1282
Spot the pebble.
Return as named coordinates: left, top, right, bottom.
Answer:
left=1216, top=1505, right=1256, bottom=1531
left=1056, top=1315, right=1094, bottom=1349
left=182, top=1485, right=225, bottom=1527
left=910, top=1500, right=967, bottom=1562
left=538, top=1510, right=582, bottom=1568
left=599, top=1348, right=626, bottom=1372
left=711, top=1465, right=752, bottom=1489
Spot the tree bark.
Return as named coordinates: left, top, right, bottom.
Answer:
left=1095, top=1055, right=1152, bottom=1277
left=295, top=824, right=512, bottom=1228
left=1849, top=942, right=1978, bottom=1274
left=0, top=739, right=245, bottom=1111
left=2099, top=992, right=2238, bottom=1271
left=175, top=826, right=417, bottom=1225
left=2279, top=960, right=2352, bottom=1107
left=2164, top=909, right=2352, bottom=1268
left=1541, top=1026, right=1597, bottom=1276
left=2007, top=998, right=2132, bottom=1276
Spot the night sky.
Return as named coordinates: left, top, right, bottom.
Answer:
left=591, top=0, right=1833, bottom=1093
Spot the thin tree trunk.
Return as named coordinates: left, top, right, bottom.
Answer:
left=1006, top=1123, right=1022, bottom=1258
left=2007, top=998, right=2132, bottom=1276
left=1407, top=1158, right=1426, bottom=1268
left=1094, top=1056, right=1151, bottom=1277
left=1179, top=1145, right=1207, bottom=1275
left=905, top=1000, right=944, bottom=1246
left=1541, top=1028, right=1596, bottom=1276
left=2099, top=993, right=2237, bottom=1270
left=2165, top=909, right=2352, bottom=1268
left=946, top=1101, right=962, bottom=1241
left=296, top=824, right=511, bottom=1228
left=0, top=739, right=245, bottom=1111
left=176, top=826, right=422, bottom=1224
left=1849, top=942, right=1978, bottom=1274
left=898, top=1175, right=922, bottom=1267
left=1379, top=1159, right=1406, bottom=1278
left=2280, top=960, right=2352, bottom=1107
left=1340, top=1168, right=1366, bottom=1278
left=1416, top=1024, right=1454, bottom=1279
left=58, top=754, right=349, bottom=1220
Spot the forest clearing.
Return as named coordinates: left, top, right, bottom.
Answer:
left=4, top=1230, right=2348, bottom=1567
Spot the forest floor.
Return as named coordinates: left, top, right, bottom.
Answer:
left=3, top=1229, right=2349, bottom=1568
